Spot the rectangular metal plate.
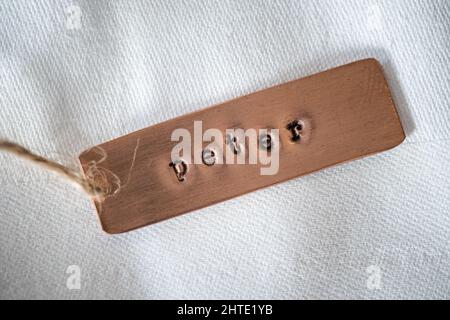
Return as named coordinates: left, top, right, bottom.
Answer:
left=79, top=59, right=405, bottom=234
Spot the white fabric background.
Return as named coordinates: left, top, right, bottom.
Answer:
left=0, top=0, right=449, bottom=299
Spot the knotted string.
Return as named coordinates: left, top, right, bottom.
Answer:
left=0, top=139, right=108, bottom=200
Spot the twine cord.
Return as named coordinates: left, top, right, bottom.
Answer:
left=0, top=139, right=107, bottom=199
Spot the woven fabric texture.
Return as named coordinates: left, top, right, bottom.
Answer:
left=0, top=0, right=449, bottom=299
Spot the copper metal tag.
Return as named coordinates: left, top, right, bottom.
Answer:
left=79, top=59, right=405, bottom=233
